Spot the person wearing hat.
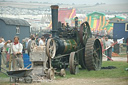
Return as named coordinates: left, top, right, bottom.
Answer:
left=105, top=37, right=114, bottom=61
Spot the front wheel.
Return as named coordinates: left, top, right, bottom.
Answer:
left=48, top=69, right=55, bottom=80
left=69, top=52, right=79, bottom=74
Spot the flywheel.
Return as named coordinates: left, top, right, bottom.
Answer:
left=79, top=22, right=92, bottom=45
left=46, top=38, right=56, bottom=58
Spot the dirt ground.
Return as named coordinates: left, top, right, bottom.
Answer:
left=103, top=56, right=127, bottom=61
left=3, top=78, right=127, bottom=85
left=40, top=78, right=128, bottom=85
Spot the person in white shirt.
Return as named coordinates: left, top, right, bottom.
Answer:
left=105, top=37, right=114, bottom=61
left=39, top=36, right=45, bottom=46
left=5, top=36, right=24, bottom=70
left=0, top=38, right=4, bottom=52
left=0, top=38, right=5, bottom=70
left=27, top=34, right=35, bottom=44
left=0, top=38, right=6, bottom=65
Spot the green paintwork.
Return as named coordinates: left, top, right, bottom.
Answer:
left=63, top=39, right=77, bottom=54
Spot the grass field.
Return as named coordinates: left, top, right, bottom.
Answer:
left=0, top=61, right=128, bottom=79
left=56, top=61, right=128, bottom=79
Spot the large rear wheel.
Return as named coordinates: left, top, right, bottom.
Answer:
left=85, top=38, right=102, bottom=70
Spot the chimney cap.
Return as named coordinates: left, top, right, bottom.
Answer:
left=51, top=5, right=59, bottom=9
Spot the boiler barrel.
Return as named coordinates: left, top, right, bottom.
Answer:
left=55, top=38, right=77, bottom=54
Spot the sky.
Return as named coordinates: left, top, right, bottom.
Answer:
left=3, top=0, right=128, bottom=5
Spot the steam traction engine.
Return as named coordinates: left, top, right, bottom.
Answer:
left=46, top=5, right=102, bottom=74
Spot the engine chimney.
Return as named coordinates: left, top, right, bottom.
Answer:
left=51, top=5, right=59, bottom=38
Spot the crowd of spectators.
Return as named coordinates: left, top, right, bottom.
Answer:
left=0, top=34, right=50, bottom=71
